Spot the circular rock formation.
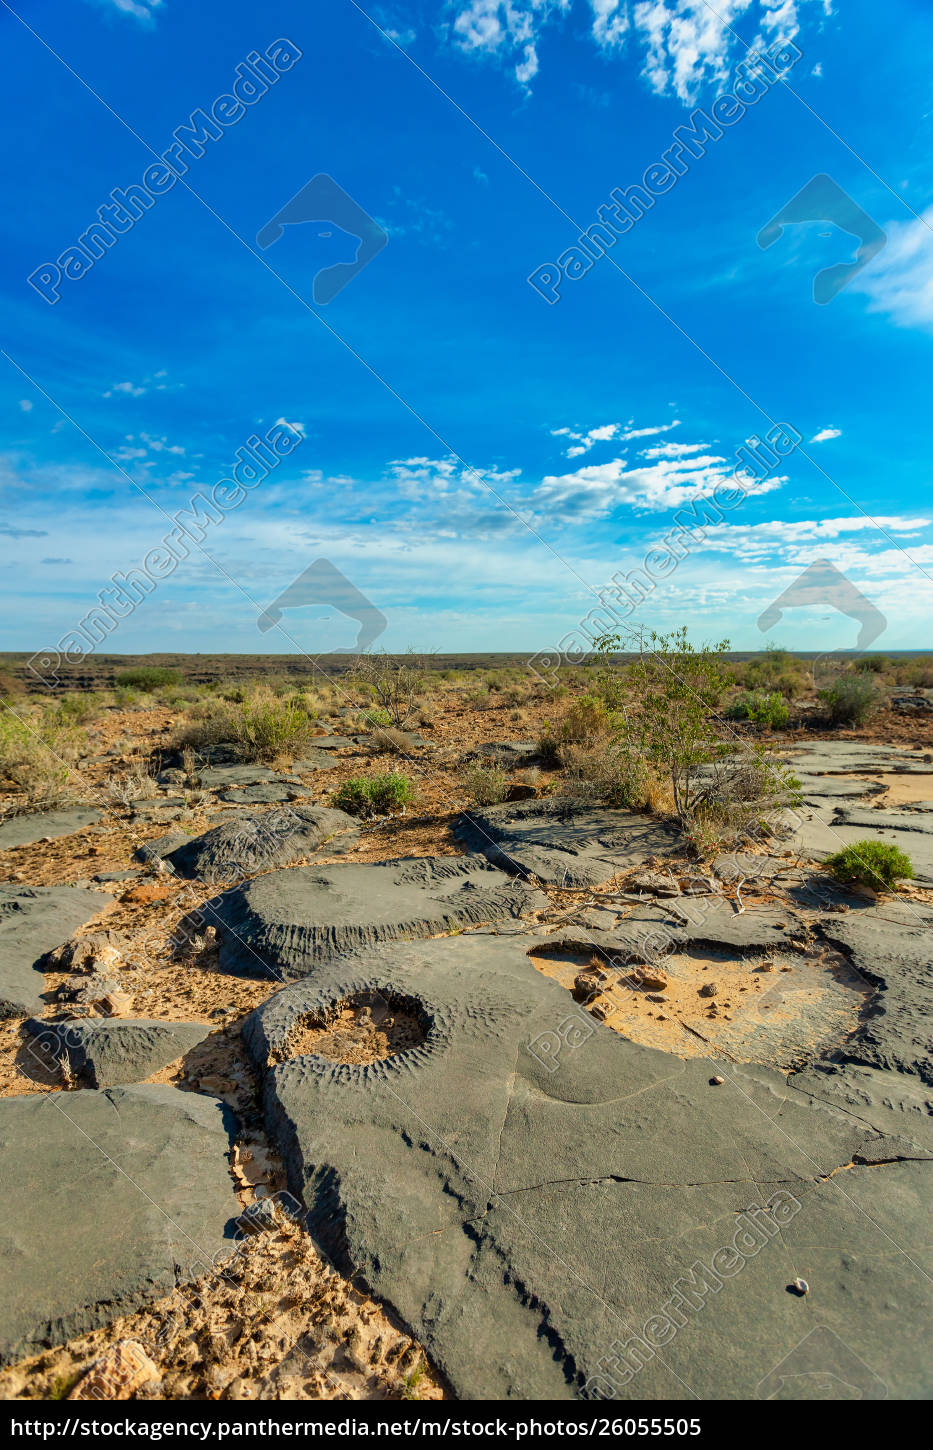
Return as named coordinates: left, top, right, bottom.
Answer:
left=201, top=856, right=546, bottom=980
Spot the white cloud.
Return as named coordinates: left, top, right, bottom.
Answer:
left=552, top=417, right=680, bottom=457
left=447, top=1, right=826, bottom=97
left=89, top=0, right=164, bottom=24
left=104, top=380, right=147, bottom=398
left=591, top=0, right=629, bottom=48
left=642, top=440, right=706, bottom=458
left=810, top=426, right=841, bottom=442
left=274, top=417, right=307, bottom=439
left=533, top=442, right=785, bottom=518
left=850, top=206, right=933, bottom=334
left=18, top=400, right=32, bottom=413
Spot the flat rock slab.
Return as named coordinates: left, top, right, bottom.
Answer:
left=243, top=934, right=931, bottom=1399
left=217, top=784, right=294, bottom=805
left=467, top=740, right=538, bottom=763
left=815, top=901, right=933, bottom=1084
left=0, top=886, right=112, bottom=1018
left=794, top=772, right=884, bottom=803
left=24, top=1017, right=212, bottom=1087
left=160, top=806, right=359, bottom=884
left=291, top=752, right=338, bottom=771
left=785, top=742, right=933, bottom=776
left=786, top=805, right=933, bottom=885
left=0, top=1084, right=239, bottom=1364
left=198, top=765, right=281, bottom=788
left=134, top=833, right=192, bottom=865
left=454, top=798, right=679, bottom=887
left=791, top=1062, right=933, bottom=1152
left=0, top=808, right=102, bottom=851
left=302, top=737, right=355, bottom=751
left=203, top=857, right=546, bottom=981
left=131, top=797, right=187, bottom=822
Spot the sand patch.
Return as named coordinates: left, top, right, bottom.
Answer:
left=528, top=940, right=871, bottom=1070
left=276, top=993, right=427, bottom=1066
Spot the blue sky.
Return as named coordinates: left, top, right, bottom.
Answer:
left=2, top=0, right=933, bottom=660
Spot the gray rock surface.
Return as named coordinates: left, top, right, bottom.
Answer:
left=0, top=808, right=102, bottom=851
left=467, top=740, right=538, bottom=764
left=0, top=886, right=112, bottom=1018
left=243, top=933, right=931, bottom=1399
left=786, top=804, right=933, bottom=885
left=785, top=742, right=933, bottom=776
left=791, top=1062, right=933, bottom=1151
left=454, top=798, right=679, bottom=886
left=302, top=737, right=355, bottom=751
left=815, top=901, right=933, bottom=1084
left=218, top=783, right=295, bottom=805
left=198, top=765, right=281, bottom=788
left=291, top=751, right=338, bottom=772
left=160, top=806, right=359, bottom=883
left=204, top=857, right=546, bottom=981
left=794, top=773, right=884, bottom=803
left=0, top=1084, right=239, bottom=1364
left=134, top=833, right=191, bottom=865
left=131, top=797, right=187, bottom=822
left=24, top=1017, right=212, bottom=1087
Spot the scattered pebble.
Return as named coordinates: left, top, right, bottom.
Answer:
left=709, top=1075, right=725, bottom=1086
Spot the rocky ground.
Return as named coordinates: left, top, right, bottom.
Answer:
left=0, top=678, right=931, bottom=1400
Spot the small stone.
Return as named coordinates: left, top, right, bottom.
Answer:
left=101, top=990, right=133, bottom=1017
left=789, top=1277, right=809, bottom=1296
left=698, top=982, right=718, bottom=998
left=645, top=993, right=668, bottom=1003
left=710, top=1075, right=725, bottom=1086
left=635, top=969, right=668, bottom=992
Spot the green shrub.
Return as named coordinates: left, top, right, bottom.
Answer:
left=824, top=839, right=913, bottom=891
left=360, top=707, right=392, bottom=728
left=177, top=689, right=314, bottom=764
left=819, top=673, right=878, bottom=726
left=114, top=666, right=181, bottom=690
left=727, top=690, right=789, bottom=729
left=854, top=655, right=889, bottom=674
left=332, top=770, right=415, bottom=819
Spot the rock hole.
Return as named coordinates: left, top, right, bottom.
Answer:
left=276, top=990, right=429, bottom=1066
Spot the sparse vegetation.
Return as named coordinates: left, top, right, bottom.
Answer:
left=369, top=725, right=414, bottom=754
left=727, top=689, right=790, bottom=729
left=350, top=651, right=425, bottom=727
left=462, top=763, right=509, bottom=805
left=333, top=770, right=415, bottom=818
left=824, top=839, right=913, bottom=891
left=819, top=672, right=878, bottom=726
left=176, top=688, right=315, bottom=765
left=0, top=701, right=88, bottom=811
